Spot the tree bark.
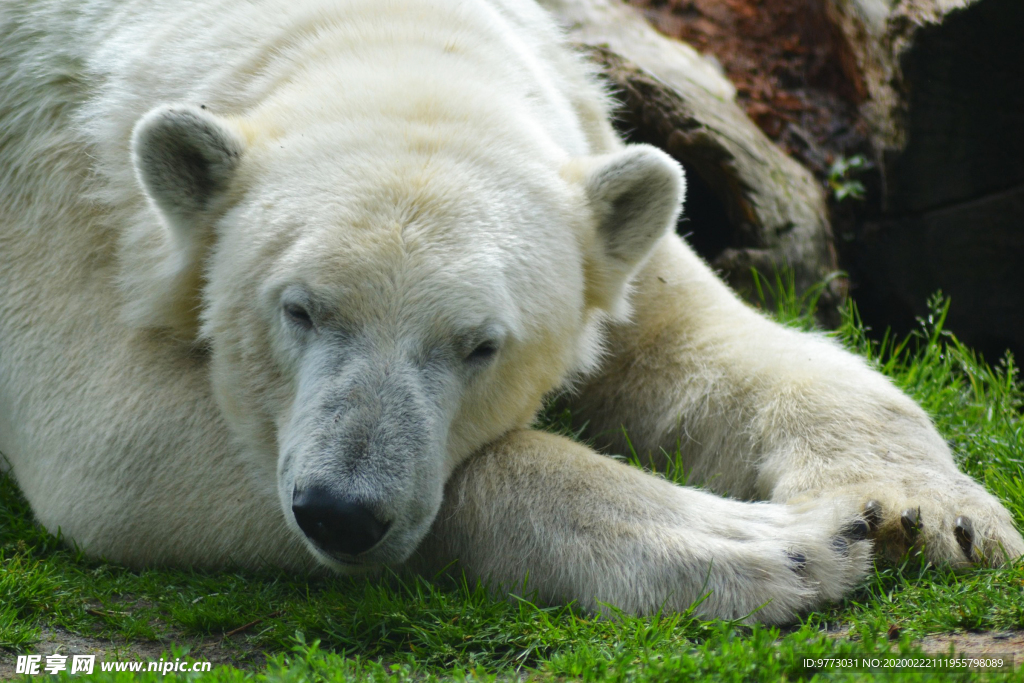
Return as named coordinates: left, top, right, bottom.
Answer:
left=541, top=0, right=844, bottom=313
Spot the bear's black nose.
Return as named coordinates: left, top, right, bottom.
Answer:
left=292, top=486, right=390, bottom=557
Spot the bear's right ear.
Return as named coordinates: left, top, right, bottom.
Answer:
left=132, top=104, right=246, bottom=236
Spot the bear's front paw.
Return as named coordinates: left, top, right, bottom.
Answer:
left=681, top=498, right=873, bottom=623
left=841, top=476, right=1024, bottom=568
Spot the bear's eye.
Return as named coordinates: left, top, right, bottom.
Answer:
left=283, top=303, right=314, bottom=330
left=465, top=341, right=499, bottom=364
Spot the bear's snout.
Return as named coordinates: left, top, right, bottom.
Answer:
left=291, top=485, right=391, bottom=558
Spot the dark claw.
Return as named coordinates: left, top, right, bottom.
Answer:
left=901, top=508, right=921, bottom=537
left=831, top=536, right=850, bottom=556
left=841, top=518, right=870, bottom=541
left=863, top=500, right=883, bottom=532
left=787, top=551, right=807, bottom=573
left=954, top=516, right=974, bottom=559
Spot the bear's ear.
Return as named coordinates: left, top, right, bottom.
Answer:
left=579, top=144, right=685, bottom=317
left=131, top=104, right=246, bottom=234
left=124, top=105, right=246, bottom=338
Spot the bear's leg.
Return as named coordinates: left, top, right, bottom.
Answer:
left=565, top=234, right=1024, bottom=567
left=410, top=429, right=869, bottom=623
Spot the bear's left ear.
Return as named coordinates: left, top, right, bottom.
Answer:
left=123, top=105, right=247, bottom=337
left=132, top=104, right=246, bottom=235
left=578, top=144, right=685, bottom=316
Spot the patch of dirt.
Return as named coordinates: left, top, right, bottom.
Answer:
left=917, top=630, right=1024, bottom=662
left=824, top=626, right=1024, bottom=670
left=625, top=0, right=872, bottom=178
left=0, top=628, right=266, bottom=679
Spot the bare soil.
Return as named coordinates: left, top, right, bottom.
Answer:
left=0, top=627, right=266, bottom=679
left=825, top=625, right=1024, bottom=670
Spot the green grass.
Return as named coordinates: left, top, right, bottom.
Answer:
left=2, top=283, right=1024, bottom=681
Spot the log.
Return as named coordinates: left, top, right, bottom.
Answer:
left=823, top=0, right=1024, bottom=358
left=540, top=0, right=844, bottom=313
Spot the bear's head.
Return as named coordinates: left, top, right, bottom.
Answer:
left=128, top=104, right=684, bottom=569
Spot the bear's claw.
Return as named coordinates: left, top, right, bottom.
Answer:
left=830, top=536, right=851, bottom=556
left=954, top=516, right=974, bottom=559
left=900, top=508, right=921, bottom=537
left=862, top=500, right=883, bottom=533
left=841, top=518, right=870, bottom=541
left=787, top=551, right=808, bottom=574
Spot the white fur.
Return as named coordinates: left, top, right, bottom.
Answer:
left=0, top=0, right=1019, bottom=625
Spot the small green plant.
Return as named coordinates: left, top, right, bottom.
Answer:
left=749, top=266, right=844, bottom=327
left=828, top=154, right=868, bottom=202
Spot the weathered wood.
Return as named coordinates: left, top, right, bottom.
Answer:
left=825, top=0, right=1024, bottom=212
left=540, top=0, right=736, bottom=101
left=852, top=185, right=1024, bottom=355
left=824, top=0, right=1024, bottom=358
left=541, top=0, right=843, bottom=311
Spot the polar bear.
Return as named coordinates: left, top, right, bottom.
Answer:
left=0, top=0, right=1020, bottom=625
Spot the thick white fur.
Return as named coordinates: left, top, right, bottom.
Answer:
left=0, top=0, right=1019, bottom=625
